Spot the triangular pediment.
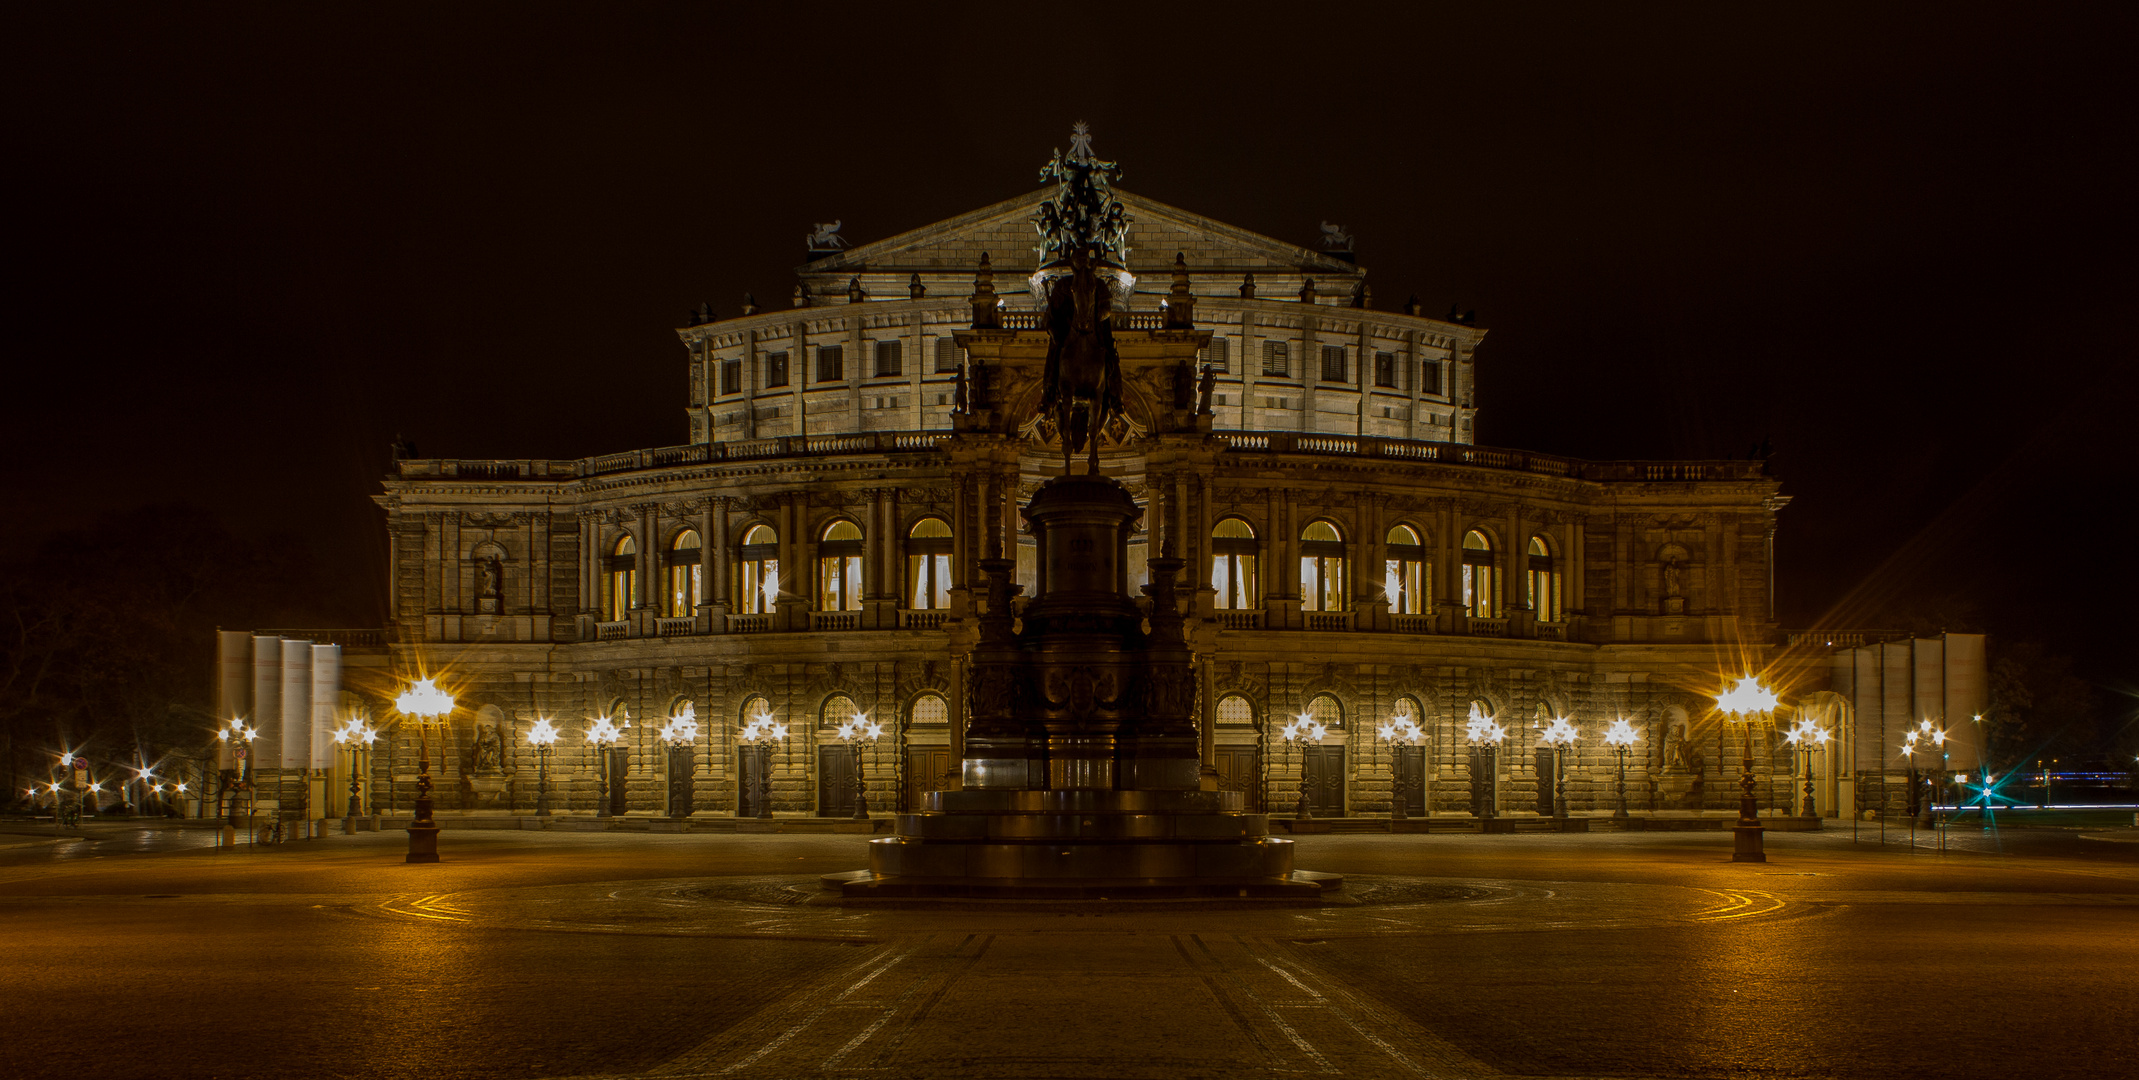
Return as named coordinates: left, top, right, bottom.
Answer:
left=799, top=189, right=1363, bottom=288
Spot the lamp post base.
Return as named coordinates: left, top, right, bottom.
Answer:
left=405, top=824, right=441, bottom=863
left=1730, top=823, right=1766, bottom=863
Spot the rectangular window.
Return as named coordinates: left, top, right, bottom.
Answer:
left=764, top=351, right=789, bottom=388
left=1374, top=351, right=1397, bottom=388
left=934, top=337, right=961, bottom=373
left=1421, top=360, right=1441, bottom=396
left=1321, top=345, right=1347, bottom=383
left=874, top=340, right=902, bottom=377
left=1199, top=337, right=1231, bottom=374
left=1261, top=340, right=1290, bottom=378
left=816, top=345, right=844, bottom=382
left=720, top=358, right=742, bottom=396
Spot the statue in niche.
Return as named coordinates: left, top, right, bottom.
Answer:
left=1658, top=545, right=1689, bottom=615
left=472, top=724, right=504, bottom=773
left=1197, top=365, right=1216, bottom=415
left=477, top=556, right=501, bottom=598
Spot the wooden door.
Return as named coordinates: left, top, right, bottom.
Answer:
left=1301, top=746, right=1346, bottom=816
left=738, top=746, right=768, bottom=817
left=606, top=747, right=629, bottom=816
left=1393, top=746, right=1425, bottom=812
left=1213, top=747, right=1262, bottom=811
left=905, top=747, right=956, bottom=811
left=818, top=745, right=855, bottom=817
left=666, top=747, right=694, bottom=816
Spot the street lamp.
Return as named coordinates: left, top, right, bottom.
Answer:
left=1538, top=716, right=1579, bottom=819
left=1464, top=703, right=1506, bottom=820
left=394, top=676, right=455, bottom=863
left=1716, top=674, right=1781, bottom=863
left=1784, top=717, right=1831, bottom=819
left=739, top=712, right=787, bottom=820
left=332, top=716, right=378, bottom=819
left=585, top=713, right=628, bottom=819
left=1602, top=718, right=1641, bottom=821
left=215, top=719, right=258, bottom=837
left=836, top=711, right=884, bottom=820
left=661, top=707, right=700, bottom=819
left=1279, top=713, right=1328, bottom=820
left=1901, top=719, right=1949, bottom=847
left=1376, top=714, right=1424, bottom=820
left=525, top=718, right=559, bottom=817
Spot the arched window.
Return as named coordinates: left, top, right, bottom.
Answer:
left=1390, top=695, right=1422, bottom=729
left=1462, top=530, right=1497, bottom=618
left=1384, top=524, right=1428, bottom=615
left=667, top=530, right=702, bottom=617
left=1299, top=521, right=1347, bottom=612
left=1527, top=536, right=1561, bottom=622
left=905, top=517, right=953, bottom=610
left=818, top=521, right=863, bottom=612
left=821, top=694, right=860, bottom=728
left=738, top=695, right=773, bottom=728
left=606, top=535, right=637, bottom=622
left=1306, top=692, right=1344, bottom=729
left=909, top=693, right=948, bottom=725
left=738, top=525, right=778, bottom=615
left=1210, top=518, right=1260, bottom=610
left=1217, top=694, right=1256, bottom=725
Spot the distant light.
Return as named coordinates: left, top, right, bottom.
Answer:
left=1603, top=718, right=1641, bottom=747
left=1716, top=676, right=1779, bottom=717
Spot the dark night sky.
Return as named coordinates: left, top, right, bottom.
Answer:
left=7, top=4, right=2135, bottom=687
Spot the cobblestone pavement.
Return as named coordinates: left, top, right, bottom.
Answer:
left=0, top=825, right=2132, bottom=1079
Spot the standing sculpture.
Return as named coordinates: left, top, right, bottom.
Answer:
left=1033, top=123, right=1131, bottom=476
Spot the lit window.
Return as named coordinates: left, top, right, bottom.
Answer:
left=1462, top=530, right=1496, bottom=618
left=1384, top=524, right=1428, bottom=615
left=739, top=525, right=779, bottom=615
left=1527, top=536, right=1562, bottom=622
left=910, top=694, right=948, bottom=724
left=1210, top=517, right=1260, bottom=610
left=818, top=520, right=863, bottom=612
left=905, top=517, right=953, bottom=610
left=1217, top=694, right=1256, bottom=725
left=1308, top=693, right=1343, bottom=729
left=822, top=694, right=859, bottom=729
left=1300, top=520, right=1347, bottom=612
left=666, top=530, right=702, bottom=617
left=606, top=535, right=637, bottom=622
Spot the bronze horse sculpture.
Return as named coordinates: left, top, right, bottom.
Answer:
left=1038, top=247, right=1125, bottom=475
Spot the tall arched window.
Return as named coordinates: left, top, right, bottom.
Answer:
left=822, top=694, right=860, bottom=728
left=1384, top=524, right=1427, bottom=615
left=738, top=695, right=773, bottom=727
left=1217, top=694, right=1256, bottom=725
left=905, top=517, right=952, bottom=610
left=1390, top=695, right=1422, bottom=728
left=1300, top=520, right=1347, bottom=612
left=1527, top=536, right=1561, bottom=622
left=1462, top=530, right=1497, bottom=618
left=1210, top=518, right=1260, bottom=610
left=738, top=525, right=778, bottom=615
left=605, top=535, right=637, bottom=622
left=818, top=521, right=863, bottom=612
left=1306, top=692, right=1344, bottom=729
left=667, top=530, right=702, bottom=617
left=909, top=693, right=948, bottom=725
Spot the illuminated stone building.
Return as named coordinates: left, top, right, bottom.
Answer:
left=318, top=137, right=1980, bottom=829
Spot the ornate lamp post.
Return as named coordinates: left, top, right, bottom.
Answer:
left=332, top=716, right=378, bottom=819
left=1464, top=703, right=1506, bottom=820
left=740, top=712, right=787, bottom=820
left=1279, top=714, right=1328, bottom=820
left=1716, top=674, right=1781, bottom=864
left=1538, top=716, right=1579, bottom=819
left=1784, top=718, right=1831, bottom=819
left=525, top=718, right=559, bottom=817
left=661, top=708, right=700, bottom=819
left=395, top=677, right=456, bottom=863
left=1602, top=718, right=1640, bottom=820
left=585, top=713, right=627, bottom=819
left=215, top=718, right=258, bottom=838
left=836, top=711, right=884, bottom=820
left=1375, top=714, right=1424, bottom=820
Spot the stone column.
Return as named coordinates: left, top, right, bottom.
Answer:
left=776, top=494, right=806, bottom=631
left=637, top=504, right=657, bottom=619
left=708, top=497, right=730, bottom=630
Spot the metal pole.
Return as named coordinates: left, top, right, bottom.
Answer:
left=1614, top=746, right=1630, bottom=820
left=535, top=745, right=551, bottom=817
left=1730, top=722, right=1765, bottom=863
left=406, top=727, right=440, bottom=863
left=850, top=741, right=870, bottom=820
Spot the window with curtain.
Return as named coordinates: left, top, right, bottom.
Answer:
left=667, top=530, right=702, bottom=617
left=738, top=525, right=778, bottom=615
left=1462, top=530, right=1497, bottom=618
left=818, top=520, right=863, bottom=612
left=1210, top=517, right=1260, bottom=610
left=1299, top=520, right=1347, bottom=612
left=1384, top=524, right=1427, bottom=615
left=905, top=517, right=953, bottom=609
left=605, top=535, right=637, bottom=622
left=1527, top=536, right=1562, bottom=621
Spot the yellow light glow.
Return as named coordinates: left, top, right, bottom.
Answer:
left=661, top=711, right=701, bottom=746
left=396, top=678, right=455, bottom=720
left=585, top=715, right=625, bottom=746
left=1540, top=716, right=1580, bottom=747
left=1716, top=676, right=1779, bottom=717
left=1603, top=718, right=1641, bottom=747
left=1464, top=702, right=1506, bottom=746
left=526, top=718, right=560, bottom=746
